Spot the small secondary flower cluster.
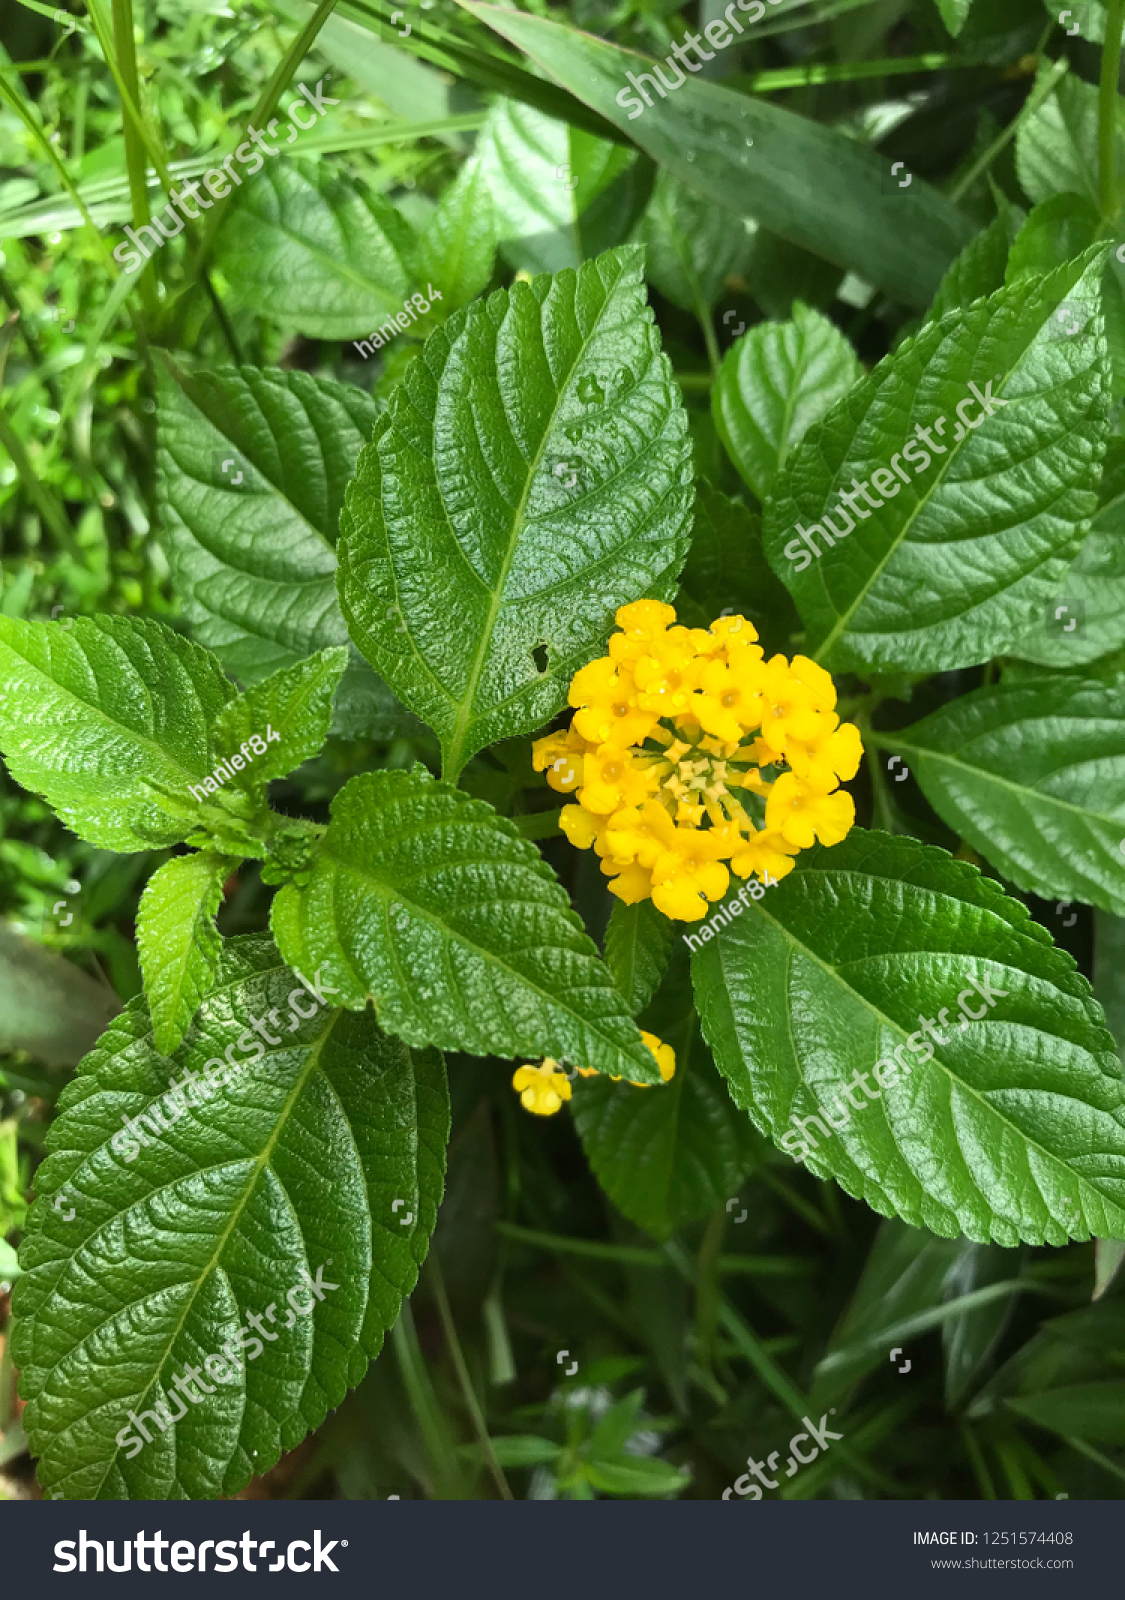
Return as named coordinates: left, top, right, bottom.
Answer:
left=352, top=282, right=444, bottom=358
left=512, top=1030, right=676, bottom=1115
left=112, top=966, right=339, bottom=1162
left=532, top=601, right=862, bottom=922
left=114, top=1262, right=339, bottom=1460
left=188, top=726, right=280, bottom=805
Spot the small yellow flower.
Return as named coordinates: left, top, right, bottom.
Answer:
left=578, top=744, right=653, bottom=816
left=512, top=1060, right=573, bottom=1115
left=691, top=653, right=767, bottom=745
left=755, top=655, right=829, bottom=761
left=569, top=657, right=657, bottom=747
left=605, top=799, right=680, bottom=869
left=532, top=727, right=585, bottom=793
left=607, top=599, right=679, bottom=666
left=640, top=1030, right=676, bottom=1082
left=604, top=859, right=655, bottom=905
left=766, top=772, right=856, bottom=849
left=577, top=1031, right=677, bottom=1088
left=651, top=829, right=730, bottom=921
left=729, top=825, right=799, bottom=883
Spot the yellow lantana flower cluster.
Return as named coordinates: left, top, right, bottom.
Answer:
left=512, top=1032, right=676, bottom=1115
left=532, top=601, right=862, bottom=922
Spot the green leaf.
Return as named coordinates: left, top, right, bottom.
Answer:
left=487, top=1435, right=561, bottom=1467
left=12, top=935, right=450, bottom=1499
left=337, top=245, right=694, bottom=778
left=676, top=486, right=799, bottom=655
left=0, top=616, right=237, bottom=852
left=884, top=673, right=1125, bottom=915
left=1095, top=909, right=1125, bottom=1060
left=583, top=1454, right=689, bottom=1496
left=215, top=158, right=418, bottom=339
left=1006, top=1383, right=1125, bottom=1445
left=604, top=899, right=674, bottom=1016
left=156, top=356, right=380, bottom=684
left=1005, top=194, right=1100, bottom=284
left=1009, top=437, right=1125, bottom=668
left=692, top=830, right=1125, bottom=1245
left=763, top=249, right=1112, bottom=675
left=924, top=210, right=1017, bottom=324
left=1039, top=0, right=1107, bottom=43
left=208, top=647, right=349, bottom=796
left=271, top=769, right=658, bottom=1082
left=477, top=98, right=644, bottom=277
left=636, top=168, right=752, bottom=317
left=713, top=302, right=862, bottom=505
left=935, top=0, right=974, bottom=36
left=136, top=851, right=236, bottom=1055
left=1016, top=63, right=1125, bottom=209
left=573, top=946, right=758, bottom=1239
left=460, top=3, right=973, bottom=310
left=417, top=149, right=497, bottom=311
left=810, top=1219, right=966, bottom=1408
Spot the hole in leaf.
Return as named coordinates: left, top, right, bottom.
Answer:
left=531, top=643, right=549, bottom=674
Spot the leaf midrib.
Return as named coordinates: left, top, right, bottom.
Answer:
left=442, top=257, right=633, bottom=777
left=320, top=820, right=656, bottom=1079
left=724, top=875, right=1125, bottom=1228
left=810, top=274, right=1093, bottom=666
left=0, top=623, right=227, bottom=802
left=884, top=730, right=1125, bottom=834
left=79, top=1004, right=344, bottom=1499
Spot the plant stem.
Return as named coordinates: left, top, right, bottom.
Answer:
left=950, top=47, right=1065, bottom=205
left=426, top=1256, right=513, bottom=1500
left=513, top=808, right=562, bottom=840
left=1100, top=0, right=1125, bottom=221
left=735, top=52, right=958, bottom=94
left=390, top=1301, right=470, bottom=1499
left=0, top=400, right=81, bottom=559
left=693, top=1204, right=726, bottom=1378
left=960, top=1422, right=998, bottom=1499
left=108, top=0, right=159, bottom=319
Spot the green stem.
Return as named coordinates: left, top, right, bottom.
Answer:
left=950, top=46, right=1064, bottom=204
left=995, top=1438, right=1036, bottom=1500
left=1100, top=0, right=1125, bottom=221
left=426, top=1256, right=513, bottom=1500
left=693, top=1204, right=726, bottom=1378
left=513, top=808, right=562, bottom=840
left=960, top=1422, right=998, bottom=1499
left=178, top=0, right=343, bottom=307
left=107, top=0, right=159, bottom=318
left=1065, top=1434, right=1125, bottom=1488
left=734, top=52, right=959, bottom=94
left=0, top=400, right=81, bottom=558
left=665, top=1241, right=902, bottom=1496
left=390, top=1301, right=470, bottom=1499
